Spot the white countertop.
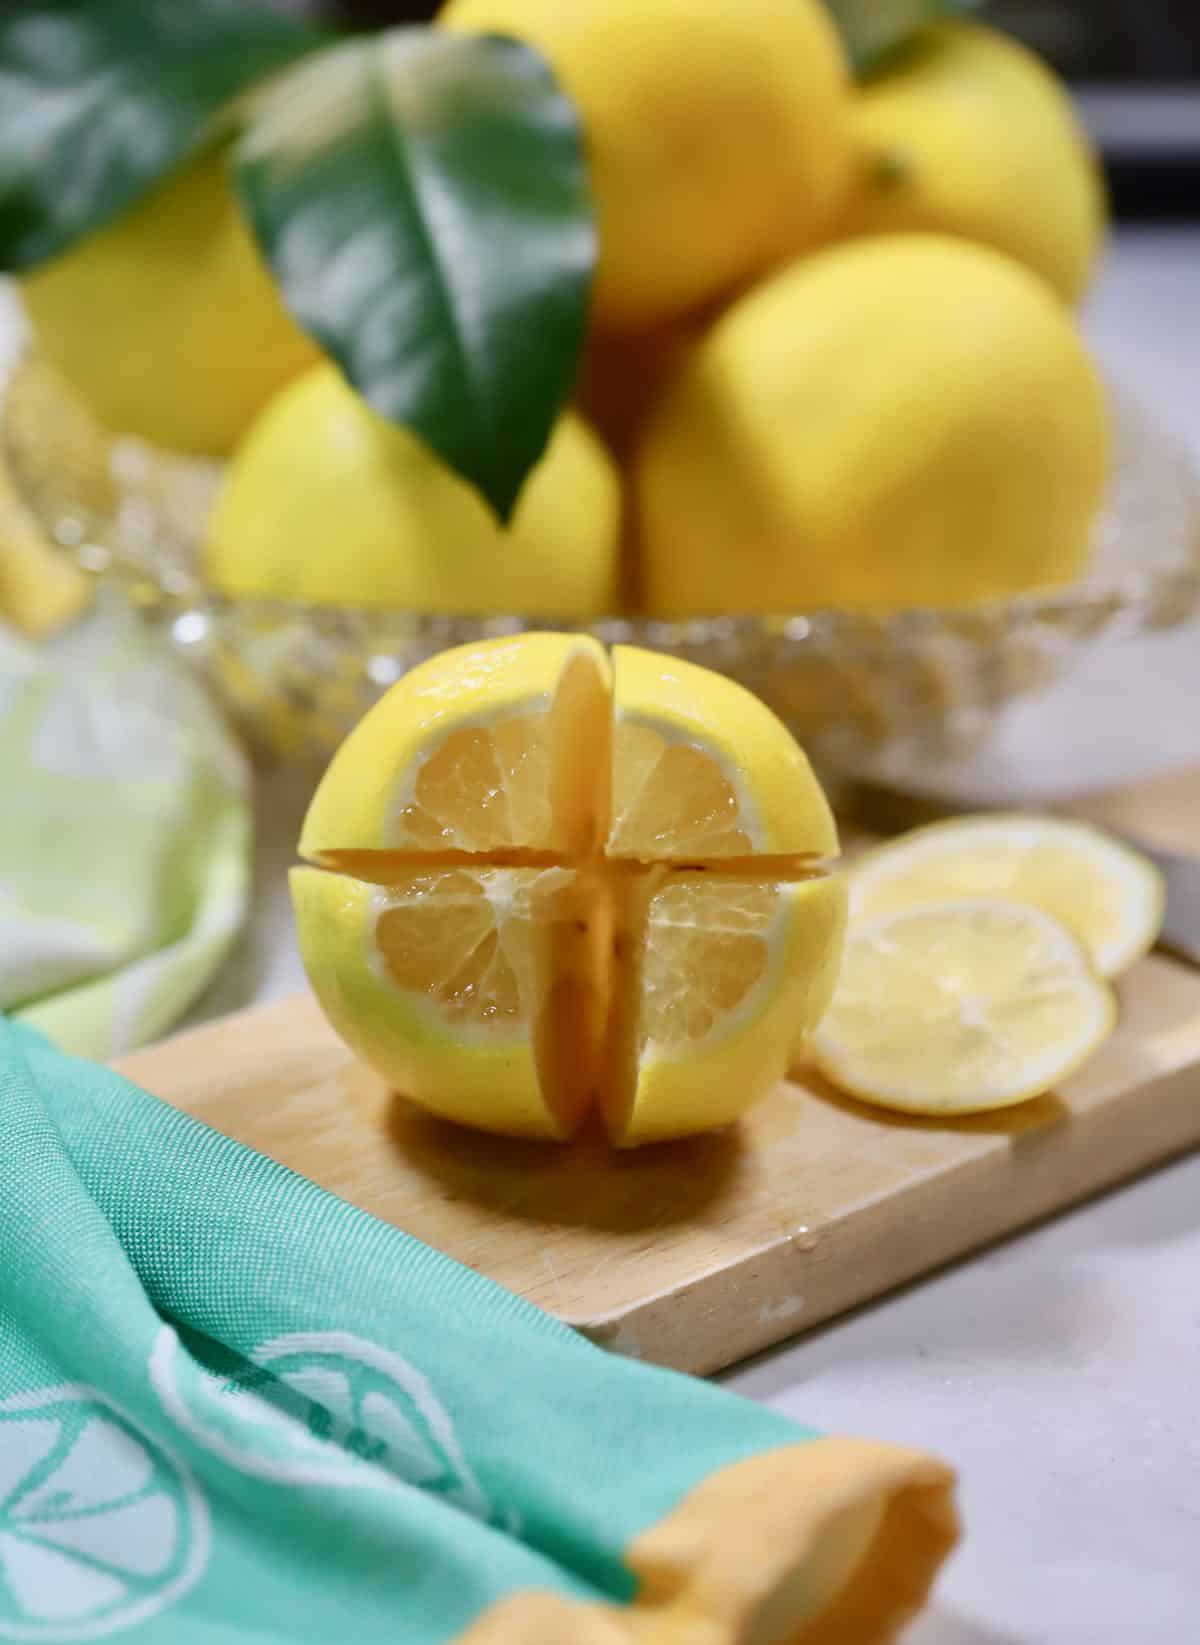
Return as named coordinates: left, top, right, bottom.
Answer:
left=8, top=231, right=1200, bottom=1641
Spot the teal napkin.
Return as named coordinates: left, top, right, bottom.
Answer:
left=0, top=599, right=250, bottom=1058
left=0, top=1016, right=956, bottom=1643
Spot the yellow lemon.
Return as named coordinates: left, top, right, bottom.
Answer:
left=292, top=634, right=845, bottom=1145
left=0, top=458, right=88, bottom=637
left=204, top=363, right=621, bottom=613
left=841, top=21, right=1106, bottom=304
left=440, top=0, right=854, bottom=331
left=849, top=815, right=1164, bottom=980
left=813, top=899, right=1116, bottom=1114
left=21, top=149, right=319, bottom=456
left=636, top=234, right=1109, bottom=614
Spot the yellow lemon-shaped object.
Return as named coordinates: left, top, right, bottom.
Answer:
left=21, top=150, right=319, bottom=456
left=841, top=21, right=1106, bottom=304
left=440, top=0, right=854, bottom=331
left=813, top=899, right=1116, bottom=1114
left=636, top=235, right=1109, bottom=615
left=205, top=364, right=621, bottom=613
left=292, top=634, right=845, bottom=1145
left=0, top=458, right=88, bottom=637
left=849, top=814, right=1164, bottom=980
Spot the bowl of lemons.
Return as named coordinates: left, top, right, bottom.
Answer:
left=3, top=4, right=1199, bottom=769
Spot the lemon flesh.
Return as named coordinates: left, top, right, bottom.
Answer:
left=441, top=0, right=853, bottom=330
left=300, top=634, right=614, bottom=860
left=813, top=899, right=1116, bottom=1115
left=21, top=150, right=319, bottom=456
left=636, top=234, right=1109, bottom=615
left=604, top=873, right=847, bottom=1146
left=291, top=865, right=603, bottom=1139
left=609, top=646, right=838, bottom=861
left=850, top=815, right=1164, bottom=980
left=205, top=364, right=620, bottom=614
left=842, top=21, right=1106, bottom=304
left=292, top=634, right=844, bottom=1144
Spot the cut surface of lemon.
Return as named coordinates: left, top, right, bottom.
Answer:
left=292, top=634, right=844, bottom=1144
left=812, top=899, right=1116, bottom=1115
left=850, top=815, right=1164, bottom=979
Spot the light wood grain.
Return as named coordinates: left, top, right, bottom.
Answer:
left=116, top=951, right=1200, bottom=1376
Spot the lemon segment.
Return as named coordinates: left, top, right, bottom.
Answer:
left=607, top=646, right=839, bottom=861
left=299, top=634, right=612, bottom=861
left=850, top=816, right=1164, bottom=980
left=812, top=899, right=1116, bottom=1115
left=291, top=865, right=603, bottom=1139
left=604, top=873, right=847, bottom=1146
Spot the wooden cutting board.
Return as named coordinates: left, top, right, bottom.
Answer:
left=116, top=772, right=1200, bottom=1377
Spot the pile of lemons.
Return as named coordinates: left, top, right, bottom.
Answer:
left=19, top=3, right=1110, bottom=621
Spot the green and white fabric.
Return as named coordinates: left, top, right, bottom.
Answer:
left=0, top=597, right=249, bottom=1057
left=0, top=1015, right=957, bottom=1643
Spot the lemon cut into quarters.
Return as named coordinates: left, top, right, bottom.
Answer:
left=291, top=634, right=846, bottom=1147
left=813, top=900, right=1117, bottom=1116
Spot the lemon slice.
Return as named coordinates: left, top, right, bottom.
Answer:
left=850, top=815, right=1164, bottom=979
left=292, top=634, right=844, bottom=1144
left=812, top=899, right=1116, bottom=1115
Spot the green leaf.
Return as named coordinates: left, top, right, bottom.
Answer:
left=0, top=0, right=330, bottom=272
left=233, top=28, right=595, bottom=523
left=823, top=0, right=981, bottom=76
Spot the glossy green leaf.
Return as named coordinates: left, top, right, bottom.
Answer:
left=233, top=28, right=594, bottom=522
left=824, top=0, right=981, bottom=76
left=0, top=0, right=329, bottom=271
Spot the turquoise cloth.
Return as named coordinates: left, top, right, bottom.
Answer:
left=0, top=1016, right=815, bottom=1641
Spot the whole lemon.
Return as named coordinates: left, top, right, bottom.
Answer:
left=21, top=150, right=319, bottom=456
left=636, top=235, right=1109, bottom=615
left=440, top=0, right=854, bottom=331
left=840, top=21, right=1106, bottom=304
left=205, top=363, right=621, bottom=613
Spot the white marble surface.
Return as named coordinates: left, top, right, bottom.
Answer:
left=7, top=231, right=1200, bottom=1640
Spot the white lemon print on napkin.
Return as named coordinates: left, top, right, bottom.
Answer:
left=0, top=1385, right=209, bottom=1641
left=151, top=1328, right=492, bottom=1521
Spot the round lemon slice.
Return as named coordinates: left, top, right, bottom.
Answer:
left=812, top=899, right=1116, bottom=1115
left=850, top=815, right=1164, bottom=979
